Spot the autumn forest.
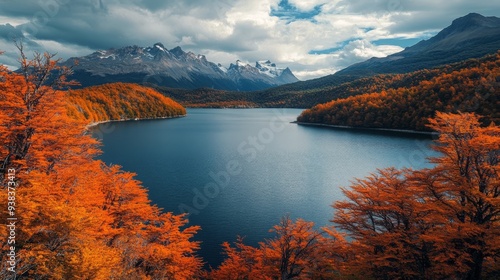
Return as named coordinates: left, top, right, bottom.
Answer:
left=298, top=53, right=500, bottom=131
left=1, top=42, right=500, bottom=280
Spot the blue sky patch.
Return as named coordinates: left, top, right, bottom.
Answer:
left=308, top=46, right=343, bottom=55
left=270, top=0, right=323, bottom=23
left=309, top=34, right=438, bottom=55
left=308, top=39, right=360, bottom=55
left=372, top=36, right=434, bottom=48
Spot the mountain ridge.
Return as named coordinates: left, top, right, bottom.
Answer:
left=62, top=43, right=299, bottom=91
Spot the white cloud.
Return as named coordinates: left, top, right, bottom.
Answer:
left=0, top=0, right=499, bottom=80
left=286, top=40, right=403, bottom=80
left=293, top=68, right=338, bottom=80
left=0, top=16, right=26, bottom=26
left=35, top=40, right=94, bottom=60
left=0, top=41, right=20, bottom=70
left=338, top=39, right=402, bottom=62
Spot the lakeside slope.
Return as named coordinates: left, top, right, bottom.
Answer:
left=66, top=82, right=186, bottom=125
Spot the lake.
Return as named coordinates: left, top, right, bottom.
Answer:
left=92, top=108, right=437, bottom=268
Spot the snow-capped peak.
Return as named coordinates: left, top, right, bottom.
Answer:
left=66, top=43, right=298, bottom=90
left=228, top=60, right=253, bottom=71
left=217, top=63, right=228, bottom=73
left=95, top=50, right=116, bottom=60
left=255, top=60, right=285, bottom=78
left=236, top=60, right=250, bottom=67
left=153, top=43, right=167, bottom=52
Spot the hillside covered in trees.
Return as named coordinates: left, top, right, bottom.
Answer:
left=0, top=51, right=199, bottom=279
left=297, top=52, right=500, bottom=131
left=149, top=85, right=259, bottom=108
left=66, top=82, right=186, bottom=124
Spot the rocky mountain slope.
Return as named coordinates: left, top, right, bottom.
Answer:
left=62, top=43, right=298, bottom=91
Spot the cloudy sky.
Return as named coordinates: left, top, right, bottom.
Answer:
left=0, top=0, right=499, bottom=80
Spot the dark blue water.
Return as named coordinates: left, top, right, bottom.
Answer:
left=92, top=108, right=437, bottom=268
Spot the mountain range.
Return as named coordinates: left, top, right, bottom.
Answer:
left=62, top=43, right=298, bottom=91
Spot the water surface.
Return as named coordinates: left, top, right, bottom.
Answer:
left=93, top=108, right=437, bottom=267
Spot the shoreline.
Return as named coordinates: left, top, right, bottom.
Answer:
left=86, top=114, right=187, bottom=129
left=84, top=111, right=438, bottom=137
left=292, top=121, right=439, bottom=137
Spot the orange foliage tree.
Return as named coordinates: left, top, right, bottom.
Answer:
left=334, top=112, right=499, bottom=279
left=0, top=46, right=200, bottom=279
left=208, top=216, right=348, bottom=279
left=333, top=168, right=438, bottom=279
left=415, top=112, right=500, bottom=279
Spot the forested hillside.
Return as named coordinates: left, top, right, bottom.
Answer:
left=66, top=82, right=186, bottom=123
left=150, top=85, right=259, bottom=108
left=0, top=52, right=200, bottom=279
left=297, top=52, right=500, bottom=131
